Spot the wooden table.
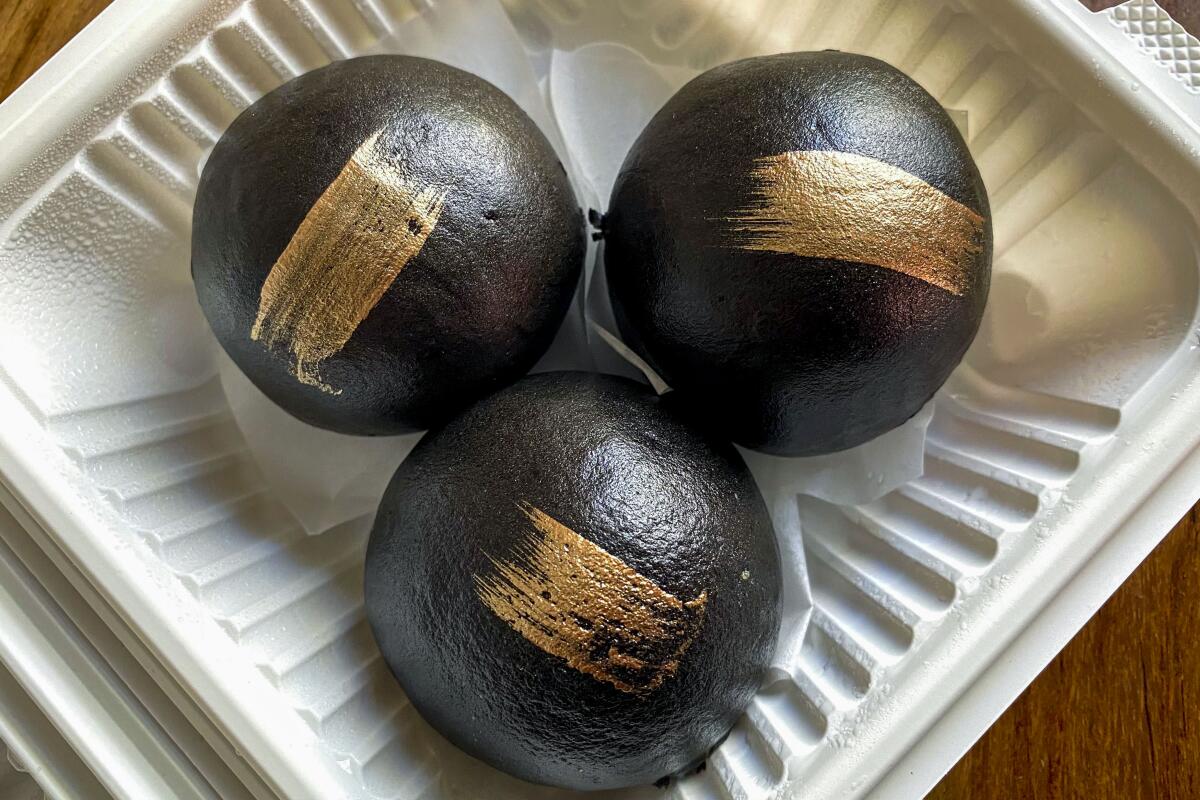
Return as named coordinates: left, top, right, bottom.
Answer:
left=2, top=1, right=1197, bottom=797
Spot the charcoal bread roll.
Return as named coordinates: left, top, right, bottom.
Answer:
left=604, top=51, right=991, bottom=455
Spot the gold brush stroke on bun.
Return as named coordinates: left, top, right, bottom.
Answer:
left=725, top=150, right=984, bottom=296
left=251, top=130, right=447, bottom=394
left=475, top=502, right=708, bottom=695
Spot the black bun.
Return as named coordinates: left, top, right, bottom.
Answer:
left=193, top=56, right=585, bottom=435
left=605, top=51, right=991, bottom=455
left=365, top=371, right=782, bottom=790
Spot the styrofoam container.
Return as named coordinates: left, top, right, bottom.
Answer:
left=0, top=490, right=248, bottom=800
left=7, top=478, right=278, bottom=800
left=0, top=0, right=1198, bottom=798
left=0, top=560, right=110, bottom=800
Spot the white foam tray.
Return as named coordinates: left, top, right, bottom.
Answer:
left=0, top=481, right=261, bottom=800
left=0, top=546, right=109, bottom=800
left=1, top=0, right=1198, bottom=798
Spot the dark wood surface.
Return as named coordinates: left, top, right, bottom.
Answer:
left=0, top=0, right=113, bottom=100
left=1, top=1, right=1197, bottom=798
left=928, top=506, right=1199, bottom=800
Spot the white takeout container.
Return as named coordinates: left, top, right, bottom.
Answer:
left=0, top=492, right=251, bottom=800
left=0, top=1, right=1198, bottom=798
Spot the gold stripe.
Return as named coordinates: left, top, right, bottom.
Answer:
left=475, top=502, right=707, bottom=695
left=251, top=130, right=447, bottom=394
left=725, top=150, right=984, bottom=296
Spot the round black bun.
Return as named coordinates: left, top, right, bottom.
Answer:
left=193, top=55, right=585, bottom=434
left=365, top=371, right=781, bottom=790
left=605, top=51, right=991, bottom=455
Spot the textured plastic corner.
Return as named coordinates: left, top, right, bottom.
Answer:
left=1108, top=0, right=1200, bottom=92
